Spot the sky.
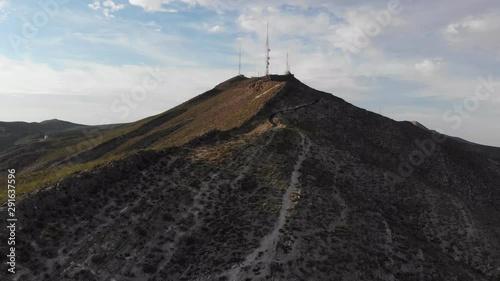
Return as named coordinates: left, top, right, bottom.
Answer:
left=0, top=0, right=499, bottom=146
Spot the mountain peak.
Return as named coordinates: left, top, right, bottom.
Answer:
left=1, top=75, right=500, bottom=281
left=40, top=118, right=83, bottom=126
left=40, top=118, right=62, bottom=123
left=410, top=121, right=429, bottom=130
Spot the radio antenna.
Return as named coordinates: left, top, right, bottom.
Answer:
left=286, top=45, right=291, bottom=74
left=265, top=19, right=270, bottom=76
left=238, top=44, right=242, bottom=75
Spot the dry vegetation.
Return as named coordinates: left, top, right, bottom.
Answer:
left=1, top=77, right=285, bottom=203
left=1, top=75, right=499, bottom=281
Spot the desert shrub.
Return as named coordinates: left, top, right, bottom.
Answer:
left=91, top=254, right=106, bottom=264
left=241, top=176, right=258, bottom=191
left=142, top=263, right=157, bottom=274
left=162, top=213, right=175, bottom=222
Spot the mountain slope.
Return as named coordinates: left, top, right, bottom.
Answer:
left=0, top=119, right=85, bottom=150
left=1, top=74, right=499, bottom=281
left=1, top=76, right=288, bottom=202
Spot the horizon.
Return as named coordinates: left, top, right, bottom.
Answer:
left=0, top=0, right=499, bottom=146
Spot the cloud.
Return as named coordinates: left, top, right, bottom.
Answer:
left=0, top=54, right=234, bottom=124
left=188, top=23, right=224, bottom=33
left=88, top=0, right=126, bottom=18
left=444, top=13, right=500, bottom=55
left=415, top=58, right=444, bottom=76
left=88, top=0, right=100, bottom=10
left=207, top=25, right=222, bottom=33
left=3, top=0, right=500, bottom=146
left=68, top=31, right=193, bottom=66
left=445, top=15, right=489, bottom=35
left=141, top=21, right=163, bottom=31
left=0, top=0, right=9, bottom=21
left=234, top=3, right=409, bottom=67
left=128, top=0, right=177, bottom=12
left=178, top=0, right=245, bottom=13
left=103, top=0, right=126, bottom=11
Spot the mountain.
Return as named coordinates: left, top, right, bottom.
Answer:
left=1, top=74, right=499, bottom=281
left=409, top=121, right=476, bottom=145
left=0, top=119, right=124, bottom=186
left=410, top=121, right=429, bottom=131
left=0, top=119, right=85, bottom=150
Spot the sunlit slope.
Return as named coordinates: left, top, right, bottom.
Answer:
left=108, top=76, right=285, bottom=153
left=6, top=76, right=286, bottom=201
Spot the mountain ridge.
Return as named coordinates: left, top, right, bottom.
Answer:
left=1, top=74, right=500, bottom=280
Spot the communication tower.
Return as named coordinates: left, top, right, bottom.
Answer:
left=238, top=44, right=242, bottom=76
left=265, top=20, right=270, bottom=76
left=286, top=46, right=291, bottom=74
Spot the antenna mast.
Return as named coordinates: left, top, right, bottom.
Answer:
left=286, top=46, right=291, bottom=74
left=238, top=44, right=242, bottom=76
left=265, top=19, right=270, bottom=76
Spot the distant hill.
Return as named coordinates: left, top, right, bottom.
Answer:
left=1, top=118, right=84, bottom=133
left=40, top=118, right=83, bottom=127
left=409, top=120, right=477, bottom=145
left=1, top=74, right=499, bottom=281
left=0, top=119, right=122, bottom=176
left=0, top=119, right=85, bottom=149
left=410, top=120, right=429, bottom=130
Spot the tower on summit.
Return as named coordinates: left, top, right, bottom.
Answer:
left=286, top=46, right=291, bottom=75
left=238, top=44, right=242, bottom=76
left=265, top=19, right=270, bottom=77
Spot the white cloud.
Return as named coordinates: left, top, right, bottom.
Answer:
left=141, top=21, right=162, bottom=31
left=445, top=16, right=488, bottom=34
left=444, top=13, right=500, bottom=54
left=179, top=0, right=244, bottom=13
left=3, top=0, right=500, bottom=146
left=415, top=58, right=444, bottom=76
left=103, top=0, right=126, bottom=11
left=88, top=0, right=125, bottom=18
left=0, top=54, right=234, bottom=124
left=0, top=0, right=9, bottom=21
left=69, top=31, right=193, bottom=66
left=235, top=4, right=408, bottom=67
left=88, top=0, right=101, bottom=10
left=0, top=55, right=139, bottom=96
left=208, top=25, right=222, bottom=33
left=128, top=0, right=177, bottom=12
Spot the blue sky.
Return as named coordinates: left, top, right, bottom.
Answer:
left=0, top=0, right=499, bottom=146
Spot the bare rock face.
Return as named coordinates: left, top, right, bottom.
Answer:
left=1, top=75, right=499, bottom=281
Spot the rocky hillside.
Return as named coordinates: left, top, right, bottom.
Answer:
left=0, top=75, right=286, bottom=202
left=1, top=74, right=499, bottom=281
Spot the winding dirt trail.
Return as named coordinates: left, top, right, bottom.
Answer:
left=268, top=99, right=320, bottom=127
left=226, top=131, right=311, bottom=280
